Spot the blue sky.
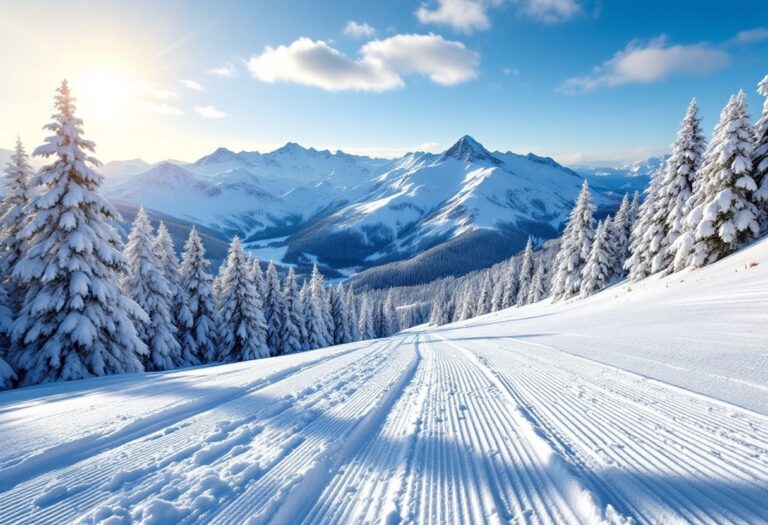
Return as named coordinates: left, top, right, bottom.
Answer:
left=1, top=0, right=767, bottom=164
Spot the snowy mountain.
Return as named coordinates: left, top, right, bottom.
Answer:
left=103, top=136, right=631, bottom=279
left=1, top=235, right=765, bottom=524
left=571, top=155, right=667, bottom=196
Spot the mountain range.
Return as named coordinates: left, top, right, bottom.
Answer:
left=2, top=139, right=658, bottom=286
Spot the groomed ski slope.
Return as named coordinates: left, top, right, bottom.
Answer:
left=0, top=239, right=767, bottom=524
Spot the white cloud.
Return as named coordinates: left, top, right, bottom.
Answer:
left=416, top=0, right=492, bottom=33
left=247, top=34, right=479, bottom=92
left=561, top=36, right=730, bottom=93
left=142, top=83, right=179, bottom=100
left=180, top=79, right=204, bottom=91
left=415, top=0, right=580, bottom=32
left=194, top=105, right=228, bottom=118
left=142, top=102, right=184, bottom=116
left=521, top=0, right=581, bottom=24
left=206, top=62, right=238, bottom=78
left=343, top=21, right=376, bottom=38
left=502, top=67, right=520, bottom=76
left=727, top=27, right=768, bottom=45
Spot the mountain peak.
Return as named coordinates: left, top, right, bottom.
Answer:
left=273, top=142, right=309, bottom=155
left=440, top=135, right=498, bottom=164
left=194, top=147, right=240, bottom=166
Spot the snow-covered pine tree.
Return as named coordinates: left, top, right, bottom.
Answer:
left=606, top=194, right=631, bottom=278
left=459, top=283, right=476, bottom=320
left=344, top=287, right=360, bottom=342
left=625, top=164, right=664, bottom=281
left=362, top=296, right=377, bottom=340
left=331, top=283, right=350, bottom=344
left=250, top=257, right=266, bottom=302
left=279, top=267, right=305, bottom=354
left=0, top=283, right=16, bottom=389
left=123, top=208, right=182, bottom=371
left=153, top=222, right=186, bottom=337
left=306, top=265, right=332, bottom=349
left=0, top=137, right=32, bottom=301
left=650, top=99, right=706, bottom=275
left=753, top=74, right=768, bottom=228
left=551, top=180, right=595, bottom=300
left=674, top=92, right=760, bottom=269
left=217, top=237, right=269, bottom=361
left=264, top=261, right=284, bottom=355
left=475, top=274, right=492, bottom=315
left=381, top=291, right=400, bottom=337
left=12, top=81, right=147, bottom=385
left=527, top=262, right=546, bottom=304
left=516, top=238, right=535, bottom=304
left=299, top=280, right=311, bottom=350
left=429, top=298, right=445, bottom=326
left=501, top=260, right=519, bottom=308
left=178, top=227, right=218, bottom=364
left=490, top=277, right=505, bottom=312
left=580, top=220, right=613, bottom=298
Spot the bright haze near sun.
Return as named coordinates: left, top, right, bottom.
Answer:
left=0, top=0, right=766, bottom=165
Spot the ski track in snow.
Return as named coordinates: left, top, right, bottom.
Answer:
left=1, top=243, right=768, bottom=524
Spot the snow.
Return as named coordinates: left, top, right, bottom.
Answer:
left=0, top=237, right=767, bottom=523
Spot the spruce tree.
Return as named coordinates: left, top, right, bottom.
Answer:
left=651, top=99, right=706, bottom=275
left=381, top=291, right=400, bottom=336
left=263, top=261, right=284, bottom=355
left=501, top=260, right=519, bottom=308
left=580, top=220, right=613, bottom=298
left=527, top=262, right=546, bottom=304
left=123, top=208, right=182, bottom=371
left=475, top=274, right=492, bottom=314
left=299, top=280, right=312, bottom=350
left=625, top=166, right=664, bottom=281
left=217, top=237, right=269, bottom=361
left=0, top=283, right=16, bottom=389
left=12, top=81, right=146, bottom=385
left=279, top=268, right=304, bottom=354
left=178, top=227, right=218, bottom=364
left=606, top=194, right=632, bottom=278
left=516, top=238, right=535, bottom=304
left=675, top=92, right=760, bottom=269
left=358, top=295, right=375, bottom=340
left=331, top=283, right=350, bottom=344
left=753, top=74, right=768, bottom=228
left=154, top=222, right=187, bottom=338
left=0, top=137, right=32, bottom=301
left=344, top=287, right=360, bottom=341
left=306, top=265, right=332, bottom=349
left=551, top=181, right=595, bottom=300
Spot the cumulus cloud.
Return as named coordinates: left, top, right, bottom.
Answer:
left=247, top=34, right=479, bottom=92
left=727, top=27, right=768, bottom=45
left=194, top=105, right=228, bottom=118
left=142, top=102, right=184, bottom=116
left=343, top=21, right=376, bottom=38
left=415, top=0, right=580, bottom=32
left=206, top=62, right=238, bottom=77
left=560, top=36, right=730, bottom=93
left=180, top=79, right=204, bottom=91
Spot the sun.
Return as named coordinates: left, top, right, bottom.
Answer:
left=75, top=65, right=136, bottom=118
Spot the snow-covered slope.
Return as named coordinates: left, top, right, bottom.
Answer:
left=103, top=137, right=623, bottom=275
left=0, top=235, right=765, bottom=524
left=572, top=155, right=667, bottom=196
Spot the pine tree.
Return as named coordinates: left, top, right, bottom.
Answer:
left=516, top=238, right=535, bottom=304
left=580, top=220, right=613, bottom=298
left=123, top=208, right=182, bottom=371
left=625, top=165, right=664, bottom=281
left=753, top=74, right=768, bottom=228
left=217, top=237, right=269, bottom=361
left=474, top=274, right=492, bottom=314
left=12, top=81, right=146, bottom=385
left=306, top=265, right=332, bottom=349
left=552, top=181, right=595, bottom=300
left=650, top=99, right=706, bottom=275
left=358, top=295, right=375, bottom=340
left=490, top=278, right=505, bottom=312
left=178, top=227, right=218, bottom=364
left=344, top=287, right=360, bottom=341
left=299, top=280, right=311, bottom=350
left=0, top=137, right=32, bottom=301
left=606, top=194, right=632, bottom=278
left=279, top=268, right=304, bottom=354
left=251, top=257, right=266, bottom=302
left=459, top=283, right=476, bottom=320
left=331, top=283, right=350, bottom=344
left=154, top=222, right=187, bottom=338
left=0, top=283, right=16, bottom=389
left=501, top=260, right=519, bottom=308
left=674, top=92, right=760, bottom=269
left=527, top=262, right=546, bottom=304
left=381, top=291, right=400, bottom=336
left=263, top=261, right=284, bottom=355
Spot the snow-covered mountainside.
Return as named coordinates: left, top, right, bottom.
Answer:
left=104, top=136, right=623, bottom=277
left=572, top=155, right=667, bottom=196
left=0, top=230, right=765, bottom=525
